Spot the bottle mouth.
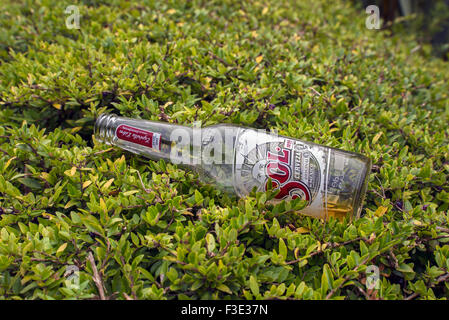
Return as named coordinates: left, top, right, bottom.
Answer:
left=94, top=113, right=118, bottom=145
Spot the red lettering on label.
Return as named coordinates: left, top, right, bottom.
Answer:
left=116, top=125, right=161, bottom=150
left=270, top=180, right=311, bottom=201
left=267, top=147, right=289, bottom=164
left=265, top=146, right=311, bottom=202
left=266, top=162, right=290, bottom=185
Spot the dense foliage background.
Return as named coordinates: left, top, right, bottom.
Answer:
left=0, top=0, right=448, bottom=300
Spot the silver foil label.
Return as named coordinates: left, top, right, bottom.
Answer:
left=234, top=129, right=328, bottom=217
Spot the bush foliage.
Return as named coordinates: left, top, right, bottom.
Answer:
left=0, top=0, right=448, bottom=300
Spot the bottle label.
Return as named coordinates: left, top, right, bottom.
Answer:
left=234, top=129, right=329, bottom=217
left=116, top=125, right=161, bottom=151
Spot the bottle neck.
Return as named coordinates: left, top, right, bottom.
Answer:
left=94, top=113, right=242, bottom=176
left=94, top=113, right=194, bottom=164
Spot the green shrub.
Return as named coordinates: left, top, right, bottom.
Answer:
left=0, top=0, right=448, bottom=300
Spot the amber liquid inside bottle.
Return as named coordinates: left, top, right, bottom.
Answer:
left=322, top=149, right=371, bottom=220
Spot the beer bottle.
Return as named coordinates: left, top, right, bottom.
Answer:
left=94, top=113, right=371, bottom=220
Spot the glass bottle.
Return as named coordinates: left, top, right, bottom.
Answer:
left=94, top=113, right=371, bottom=220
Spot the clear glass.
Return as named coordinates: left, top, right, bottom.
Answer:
left=94, top=113, right=371, bottom=220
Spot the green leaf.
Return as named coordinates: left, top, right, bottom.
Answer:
left=279, top=238, right=287, bottom=260
left=217, top=284, right=233, bottom=294
left=397, top=263, right=414, bottom=273
left=18, top=177, right=42, bottom=190
left=191, top=280, right=203, bottom=291
left=194, top=190, right=203, bottom=204
left=56, top=243, right=67, bottom=255
left=166, top=267, right=179, bottom=282
left=249, top=275, right=259, bottom=297
left=206, top=233, right=216, bottom=252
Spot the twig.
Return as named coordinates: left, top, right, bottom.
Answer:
left=436, top=226, right=449, bottom=234
left=129, top=275, right=138, bottom=300
left=93, top=148, right=114, bottom=156
left=0, top=148, right=9, bottom=156
left=285, top=237, right=363, bottom=265
left=435, top=273, right=449, bottom=285
left=404, top=292, right=419, bottom=300
left=136, top=170, right=151, bottom=193
left=356, top=285, right=371, bottom=300
left=389, top=248, right=399, bottom=269
left=87, top=252, right=107, bottom=300
left=405, top=272, right=449, bottom=300
left=285, top=250, right=321, bottom=265
left=123, top=293, right=134, bottom=300
left=309, top=87, right=321, bottom=96
left=99, top=240, right=112, bottom=273
left=208, top=51, right=231, bottom=67
left=325, top=253, right=378, bottom=300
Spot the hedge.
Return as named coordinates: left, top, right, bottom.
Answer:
left=0, top=0, right=448, bottom=300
